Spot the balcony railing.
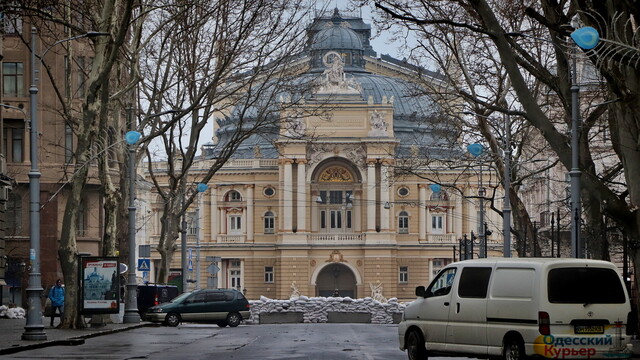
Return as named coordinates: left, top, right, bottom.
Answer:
left=425, top=234, right=458, bottom=243
left=217, top=235, right=246, bottom=243
left=307, top=233, right=365, bottom=244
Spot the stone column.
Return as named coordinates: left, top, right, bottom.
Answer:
left=246, top=185, right=254, bottom=241
left=380, top=159, right=391, bottom=231
left=455, top=192, right=463, bottom=236
left=283, top=159, right=294, bottom=232
left=220, top=202, right=226, bottom=235
left=367, top=160, right=377, bottom=231
left=297, top=159, right=307, bottom=232
left=211, top=186, right=219, bottom=240
left=419, top=184, right=426, bottom=241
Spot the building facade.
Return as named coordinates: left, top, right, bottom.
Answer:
left=142, top=10, right=506, bottom=301
left=0, top=13, right=106, bottom=306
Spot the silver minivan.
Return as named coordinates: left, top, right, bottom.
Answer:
left=398, top=258, right=634, bottom=360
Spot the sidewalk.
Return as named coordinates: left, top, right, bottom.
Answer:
left=0, top=317, right=150, bottom=355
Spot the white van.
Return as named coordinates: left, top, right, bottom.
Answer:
left=398, top=258, right=635, bottom=360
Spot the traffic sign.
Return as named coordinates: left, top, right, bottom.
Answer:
left=138, top=259, right=150, bottom=271
left=188, top=259, right=193, bottom=272
left=207, top=264, right=220, bottom=274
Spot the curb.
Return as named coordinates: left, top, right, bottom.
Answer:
left=0, top=322, right=152, bottom=355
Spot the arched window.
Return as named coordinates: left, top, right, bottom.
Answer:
left=264, top=211, right=275, bottom=234
left=398, top=211, right=409, bottom=234
left=226, top=190, right=242, bottom=202
left=430, top=191, right=448, bottom=201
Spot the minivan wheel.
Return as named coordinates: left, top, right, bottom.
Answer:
left=226, top=312, right=242, bottom=327
left=165, top=313, right=181, bottom=327
left=503, top=337, right=525, bottom=360
left=406, top=329, right=427, bottom=360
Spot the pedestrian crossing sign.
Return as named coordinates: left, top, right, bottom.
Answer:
left=138, top=259, right=150, bottom=271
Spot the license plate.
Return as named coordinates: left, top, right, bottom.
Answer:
left=575, top=325, right=604, bottom=334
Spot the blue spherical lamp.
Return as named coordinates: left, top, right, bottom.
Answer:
left=196, top=183, right=209, bottom=193
left=466, top=143, right=484, bottom=157
left=429, top=184, right=441, bottom=193
left=125, top=131, right=141, bottom=145
left=571, top=27, right=600, bottom=50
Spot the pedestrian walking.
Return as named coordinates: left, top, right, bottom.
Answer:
left=48, top=279, right=65, bottom=327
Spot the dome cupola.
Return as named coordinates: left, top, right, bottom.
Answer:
left=309, top=9, right=365, bottom=72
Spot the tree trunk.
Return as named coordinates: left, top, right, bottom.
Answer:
left=59, top=137, right=93, bottom=329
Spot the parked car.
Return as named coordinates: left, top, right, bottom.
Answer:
left=145, top=288, right=250, bottom=327
left=398, top=258, right=634, bottom=360
left=137, top=284, right=179, bottom=319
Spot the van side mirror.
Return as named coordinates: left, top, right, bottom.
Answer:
left=415, top=286, right=426, bottom=297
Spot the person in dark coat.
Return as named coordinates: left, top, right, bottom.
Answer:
left=48, top=279, right=65, bottom=327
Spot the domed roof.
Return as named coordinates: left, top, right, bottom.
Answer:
left=311, top=25, right=363, bottom=51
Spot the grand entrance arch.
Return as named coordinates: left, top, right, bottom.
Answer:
left=316, top=263, right=357, bottom=298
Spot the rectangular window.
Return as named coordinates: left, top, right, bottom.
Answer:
left=77, top=56, right=86, bottom=98
left=3, top=62, right=23, bottom=97
left=6, top=192, right=22, bottom=235
left=187, top=212, right=197, bottom=235
left=4, top=120, right=24, bottom=163
left=65, top=123, right=73, bottom=162
left=320, top=210, right=326, bottom=229
left=229, top=215, right=242, bottom=234
left=318, top=191, right=326, bottom=204
left=230, top=269, right=241, bottom=289
left=346, top=210, right=352, bottom=229
left=399, top=212, right=409, bottom=234
left=329, top=190, right=342, bottom=204
left=11, top=126, right=23, bottom=162
left=399, top=266, right=408, bottom=283
left=330, top=210, right=342, bottom=229
left=431, top=215, right=444, bottom=234
left=264, top=266, right=274, bottom=283
left=264, top=215, right=274, bottom=234
left=3, top=12, right=22, bottom=34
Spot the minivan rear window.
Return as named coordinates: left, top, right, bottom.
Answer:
left=548, top=267, right=626, bottom=304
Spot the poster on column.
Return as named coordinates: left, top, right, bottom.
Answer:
left=79, top=256, right=120, bottom=314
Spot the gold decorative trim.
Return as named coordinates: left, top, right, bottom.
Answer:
left=319, top=166, right=353, bottom=182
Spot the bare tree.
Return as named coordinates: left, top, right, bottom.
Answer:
left=369, top=0, right=559, bottom=256
left=371, top=0, right=640, bottom=308
left=131, top=0, right=318, bottom=282
left=16, top=0, right=136, bottom=328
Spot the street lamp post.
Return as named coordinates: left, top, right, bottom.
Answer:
left=122, top=108, right=179, bottom=323
left=21, top=26, right=47, bottom=341
left=20, top=27, right=109, bottom=340
left=467, top=143, right=486, bottom=258
left=503, top=113, right=512, bottom=257
left=506, top=27, right=600, bottom=258
left=181, top=183, right=208, bottom=293
left=566, top=27, right=599, bottom=258
left=123, top=129, right=141, bottom=324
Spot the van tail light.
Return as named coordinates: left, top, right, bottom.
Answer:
left=154, top=295, right=159, bottom=306
left=246, top=304, right=251, bottom=309
left=539, top=311, right=550, bottom=335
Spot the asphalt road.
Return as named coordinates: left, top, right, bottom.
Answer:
left=2, top=323, right=418, bottom=360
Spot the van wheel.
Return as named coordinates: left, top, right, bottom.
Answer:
left=226, top=312, right=242, bottom=327
left=406, top=329, right=427, bottom=360
left=165, top=313, right=181, bottom=327
left=504, top=337, right=525, bottom=360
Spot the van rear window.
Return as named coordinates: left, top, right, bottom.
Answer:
left=548, top=268, right=626, bottom=304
